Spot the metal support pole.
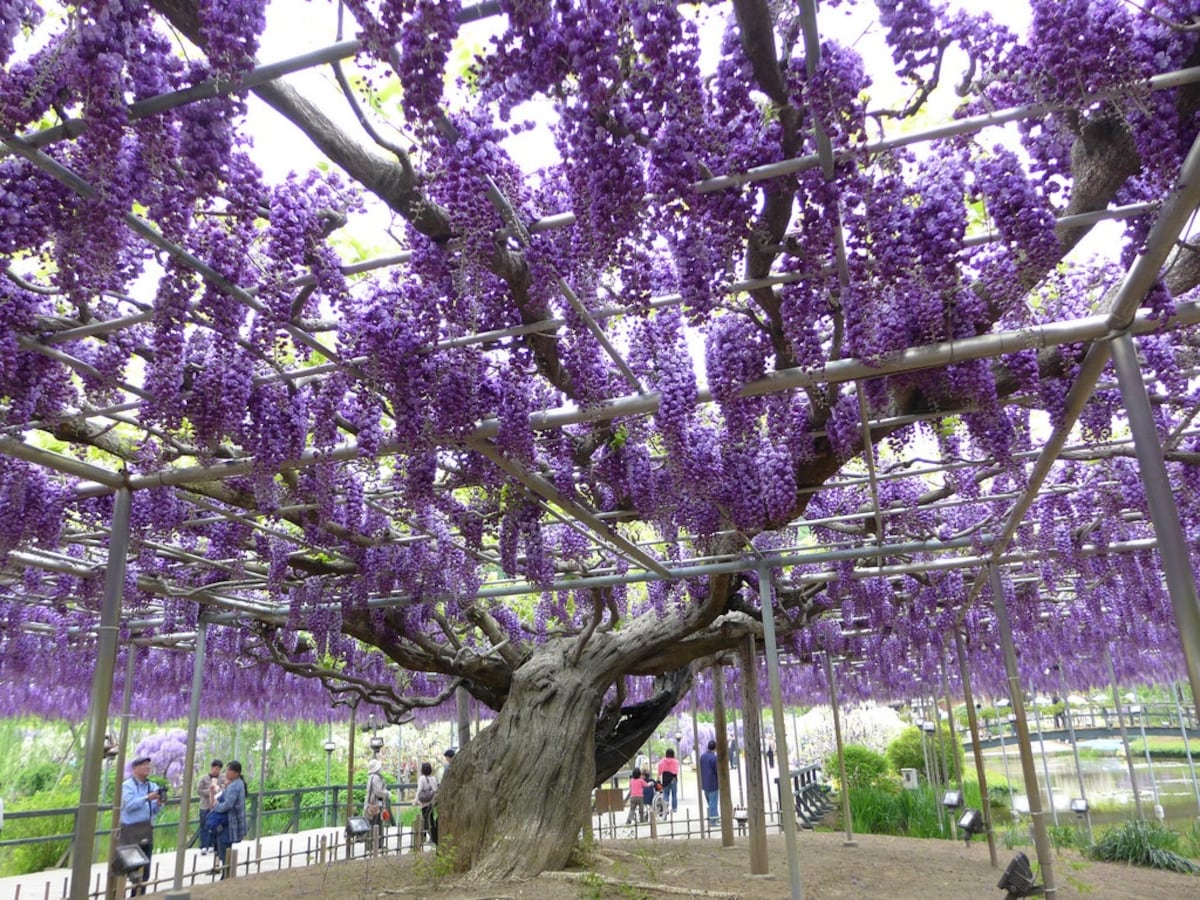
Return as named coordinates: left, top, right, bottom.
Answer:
left=735, top=703, right=745, bottom=807
left=173, top=620, right=207, bottom=889
left=325, top=723, right=333, bottom=829
left=1110, top=331, right=1200, bottom=709
left=738, top=634, right=768, bottom=875
left=1057, top=665, right=1093, bottom=844
left=346, top=704, right=357, bottom=824
left=691, top=687, right=705, bottom=833
left=758, top=565, right=803, bottom=900
left=938, top=643, right=964, bottom=790
left=70, top=487, right=130, bottom=900
left=990, top=563, right=1056, bottom=897
left=713, top=664, right=735, bottom=847
left=955, top=630, right=999, bottom=868
left=1172, top=683, right=1200, bottom=815
left=1135, top=711, right=1163, bottom=820
left=823, top=652, right=855, bottom=846
left=105, top=642, right=137, bottom=900
left=255, top=704, right=269, bottom=856
left=1032, top=705, right=1059, bottom=827
left=1105, top=646, right=1145, bottom=820
left=998, top=726, right=1015, bottom=813
left=925, top=713, right=945, bottom=833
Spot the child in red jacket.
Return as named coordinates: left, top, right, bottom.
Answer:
left=626, top=767, right=648, bottom=824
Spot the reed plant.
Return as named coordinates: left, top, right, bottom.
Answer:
left=1086, top=820, right=1199, bottom=873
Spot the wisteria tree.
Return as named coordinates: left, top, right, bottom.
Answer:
left=4, top=0, right=1200, bottom=878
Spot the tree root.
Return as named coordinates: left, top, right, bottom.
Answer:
left=540, top=870, right=737, bottom=898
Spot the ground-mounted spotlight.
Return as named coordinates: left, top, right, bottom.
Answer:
left=1069, top=798, right=1088, bottom=818
left=345, top=816, right=372, bottom=842
left=111, top=844, right=150, bottom=877
left=997, top=851, right=1043, bottom=899
left=942, top=789, right=963, bottom=810
left=957, top=808, right=985, bottom=844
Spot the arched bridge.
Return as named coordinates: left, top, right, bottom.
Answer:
left=963, top=703, right=1198, bottom=752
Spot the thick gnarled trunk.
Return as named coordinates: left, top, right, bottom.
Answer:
left=437, top=641, right=611, bottom=878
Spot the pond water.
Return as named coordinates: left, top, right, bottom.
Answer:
left=982, top=743, right=1200, bottom=829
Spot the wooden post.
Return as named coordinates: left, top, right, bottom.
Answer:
left=713, top=663, right=735, bottom=848
left=739, top=633, right=768, bottom=875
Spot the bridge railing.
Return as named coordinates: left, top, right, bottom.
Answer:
left=970, top=702, right=1197, bottom=741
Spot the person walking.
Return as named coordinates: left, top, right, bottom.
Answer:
left=365, top=758, right=389, bottom=842
left=657, top=748, right=680, bottom=813
left=118, top=755, right=164, bottom=895
left=700, top=740, right=720, bottom=826
left=625, top=767, right=648, bottom=824
left=417, top=761, right=439, bottom=846
left=210, top=761, right=246, bottom=879
left=196, top=759, right=225, bottom=855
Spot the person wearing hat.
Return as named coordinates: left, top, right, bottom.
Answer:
left=365, top=758, right=389, bottom=840
left=118, top=755, right=164, bottom=894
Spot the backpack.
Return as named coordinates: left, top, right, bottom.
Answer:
left=417, top=781, right=437, bottom=804
left=205, top=809, right=229, bottom=834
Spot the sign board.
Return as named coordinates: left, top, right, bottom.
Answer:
left=593, top=788, right=626, bottom=814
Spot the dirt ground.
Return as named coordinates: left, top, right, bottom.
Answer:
left=172, top=831, right=1198, bottom=899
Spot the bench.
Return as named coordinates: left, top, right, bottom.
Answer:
left=998, top=852, right=1044, bottom=900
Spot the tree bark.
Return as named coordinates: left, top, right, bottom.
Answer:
left=438, top=638, right=616, bottom=878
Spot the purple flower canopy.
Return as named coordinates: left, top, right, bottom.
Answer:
left=0, top=0, right=1197, bottom=734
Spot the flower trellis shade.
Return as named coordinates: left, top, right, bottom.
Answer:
left=1, top=0, right=1200, bottom=730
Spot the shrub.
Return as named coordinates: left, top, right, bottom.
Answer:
left=885, top=725, right=963, bottom=781
left=0, top=787, right=78, bottom=877
left=1087, top=820, right=1200, bottom=874
left=826, top=745, right=895, bottom=792
left=13, top=762, right=62, bottom=798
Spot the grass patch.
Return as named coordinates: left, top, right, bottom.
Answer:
left=1086, top=820, right=1200, bottom=874
left=411, top=836, right=459, bottom=879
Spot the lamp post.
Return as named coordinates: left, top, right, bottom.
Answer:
left=367, top=714, right=385, bottom=757
left=323, top=739, right=336, bottom=829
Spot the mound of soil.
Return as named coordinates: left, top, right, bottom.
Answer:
left=177, top=831, right=1197, bottom=899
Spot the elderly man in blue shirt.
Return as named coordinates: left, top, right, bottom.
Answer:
left=118, top=755, right=163, bottom=894
left=210, top=760, right=247, bottom=879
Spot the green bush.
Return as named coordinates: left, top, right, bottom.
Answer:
left=13, top=762, right=62, bottom=798
left=826, top=744, right=895, bottom=792
left=0, top=787, right=78, bottom=877
left=885, top=725, right=963, bottom=781
left=1087, top=820, right=1200, bottom=874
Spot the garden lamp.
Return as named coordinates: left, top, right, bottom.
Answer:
left=956, top=808, right=985, bottom=844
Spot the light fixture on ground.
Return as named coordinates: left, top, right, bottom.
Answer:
left=1070, top=798, right=1089, bottom=818
left=942, top=789, right=963, bottom=810
left=111, top=844, right=150, bottom=877
left=997, top=851, right=1042, bottom=899
left=345, top=816, right=371, bottom=841
left=957, top=808, right=986, bottom=844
